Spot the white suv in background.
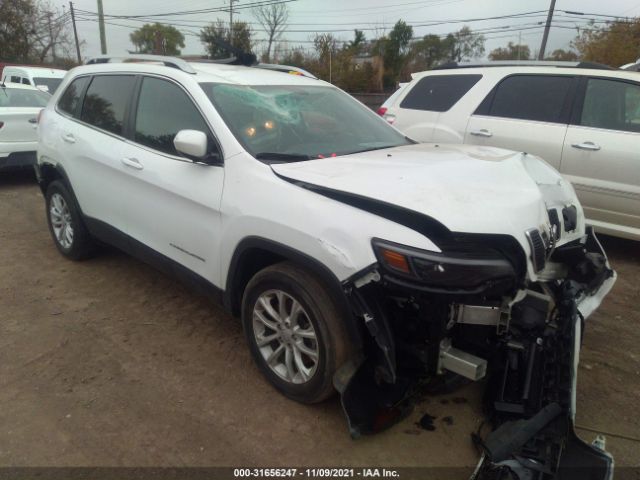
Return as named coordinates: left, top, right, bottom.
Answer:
left=381, top=61, right=640, bottom=241
left=37, top=55, right=614, bottom=478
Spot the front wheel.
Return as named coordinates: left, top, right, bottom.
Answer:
left=241, top=262, right=352, bottom=403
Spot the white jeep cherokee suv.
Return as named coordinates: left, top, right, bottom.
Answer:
left=37, top=55, right=615, bottom=477
left=381, top=61, right=640, bottom=241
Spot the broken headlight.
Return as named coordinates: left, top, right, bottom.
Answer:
left=372, top=238, right=516, bottom=290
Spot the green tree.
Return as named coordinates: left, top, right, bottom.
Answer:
left=488, top=42, right=531, bottom=60
left=0, top=0, right=37, bottom=63
left=546, top=49, right=579, bottom=61
left=348, top=30, right=366, bottom=53
left=447, top=26, right=485, bottom=62
left=130, top=23, right=185, bottom=55
left=572, top=19, right=640, bottom=66
left=410, top=34, right=451, bottom=70
left=201, top=20, right=254, bottom=59
left=375, top=20, right=413, bottom=87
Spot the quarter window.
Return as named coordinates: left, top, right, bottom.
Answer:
left=580, top=78, right=640, bottom=133
left=80, top=75, right=136, bottom=135
left=134, top=76, right=212, bottom=156
left=483, top=75, right=573, bottom=123
left=400, top=74, right=482, bottom=112
left=21, top=78, right=31, bottom=85
left=58, top=76, right=90, bottom=117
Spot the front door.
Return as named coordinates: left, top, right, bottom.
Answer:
left=118, top=75, right=225, bottom=286
left=561, top=77, right=640, bottom=238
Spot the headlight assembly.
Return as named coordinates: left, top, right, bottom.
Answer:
left=372, top=238, right=516, bottom=290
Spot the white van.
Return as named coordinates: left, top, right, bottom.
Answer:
left=2, top=66, right=67, bottom=93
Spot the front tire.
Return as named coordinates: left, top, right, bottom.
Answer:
left=241, top=262, right=352, bottom=403
left=45, top=180, right=96, bottom=260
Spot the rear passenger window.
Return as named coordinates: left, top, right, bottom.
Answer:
left=10, top=76, right=20, bottom=83
left=58, top=76, right=90, bottom=117
left=483, top=75, right=573, bottom=123
left=580, top=78, right=640, bottom=133
left=81, top=75, right=136, bottom=135
left=134, top=76, right=212, bottom=156
left=21, top=78, right=31, bottom=85
left=400, top=75, right=482, bottom=112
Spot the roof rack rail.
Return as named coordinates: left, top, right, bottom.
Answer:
left=85, top=55, right=197, bottom=74
left=432, top=60, right=615, bottom=71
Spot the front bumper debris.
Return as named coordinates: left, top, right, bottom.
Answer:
left=336, top=227, right=615, bottom=479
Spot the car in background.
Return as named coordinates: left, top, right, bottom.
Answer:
left=1, top=66, right=67, bottom=94
left=0, top=83, right=50, bottom=170
left=381, top=61, right=640, bottom=241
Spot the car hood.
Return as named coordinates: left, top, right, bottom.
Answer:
left=271, top=143, right=580, bottom=251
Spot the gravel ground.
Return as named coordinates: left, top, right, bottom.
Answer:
left=0, top=170, right=638, bottom=476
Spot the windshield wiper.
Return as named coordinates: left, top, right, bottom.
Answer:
left=254, top=152, right=313, bottom=162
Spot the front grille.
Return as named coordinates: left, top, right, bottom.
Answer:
left=547, top=209, right=561, bottom=240
left=525, top=228, right=547, bottom=272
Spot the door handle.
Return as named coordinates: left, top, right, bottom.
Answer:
left=28, top=118, right=37, bottom=124
left=61, top=133, right=76, bottom=144
left=469, top=129, right=493, bottom=138
left=121, top=157, right=144, bottom=170
left=571, top=141, right=601, bottom=151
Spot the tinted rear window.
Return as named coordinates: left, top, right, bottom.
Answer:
left=484, top=75, right=573, bottom=123
left=400, top=74, right=482, bottom=112
left=81, top=75, right=136, bottom=135
left=58, top=76, right=90, bottom=117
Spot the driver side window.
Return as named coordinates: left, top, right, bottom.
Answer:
left=134, top=76, right=215, bottom=157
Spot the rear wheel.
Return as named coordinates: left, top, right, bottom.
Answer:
left=241, top=262, right=352, bottom=403
left=45, top=180, right=96, bottom=260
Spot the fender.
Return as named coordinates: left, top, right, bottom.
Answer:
left=224, top=236, right=364, bottom=350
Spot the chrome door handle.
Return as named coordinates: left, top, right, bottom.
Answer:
left=469, top=129, right=493, bottom=138
left=571, top=141, right=601, bottom=151
left=121, top=157, right=144, bottom=170
left=61, top=133, right=76, bottom=144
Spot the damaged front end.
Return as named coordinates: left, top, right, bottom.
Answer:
left=336, top=226, right=615, bottom=480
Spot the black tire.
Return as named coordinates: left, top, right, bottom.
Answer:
left=241, top=261, right=352, bottom=404
left=45, top=180, right=96, bottom=260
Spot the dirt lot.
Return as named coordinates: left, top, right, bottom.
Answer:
left=1, top=170, right=638, bottom=474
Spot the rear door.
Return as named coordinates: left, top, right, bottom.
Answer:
left=62, top=74, right=137, bottom=237
left=118, top=75, right=225, bottom=284
left=464, top=74, right=577, bottom=170
left=561, top=76, right=640, bottom=236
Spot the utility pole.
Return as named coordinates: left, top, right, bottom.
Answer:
left=69, top=2, right=82, bottom=63
left=229, top=0, right=238, bottom=46
left=518, top=30, right=522, bottom=60
left=538, top=0, right=556, bottom=60
left=97, top=0, right=107, bottom=54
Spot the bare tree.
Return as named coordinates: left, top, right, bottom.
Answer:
left=253, top=3, right=288, bottom=62
left=31, top=1, right=77, bottom=63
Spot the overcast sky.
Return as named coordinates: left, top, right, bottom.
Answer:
left=53, top=0, right=640, bottom=62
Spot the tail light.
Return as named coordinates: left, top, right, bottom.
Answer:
left=37, top=109, right=44, bottom=124
left=377, top=107, right=387, bottom=116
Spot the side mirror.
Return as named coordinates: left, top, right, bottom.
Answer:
left=174, top=129, right=208, bottom=160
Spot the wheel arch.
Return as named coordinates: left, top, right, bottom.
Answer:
left=224, top=236, right=364, bottom=349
